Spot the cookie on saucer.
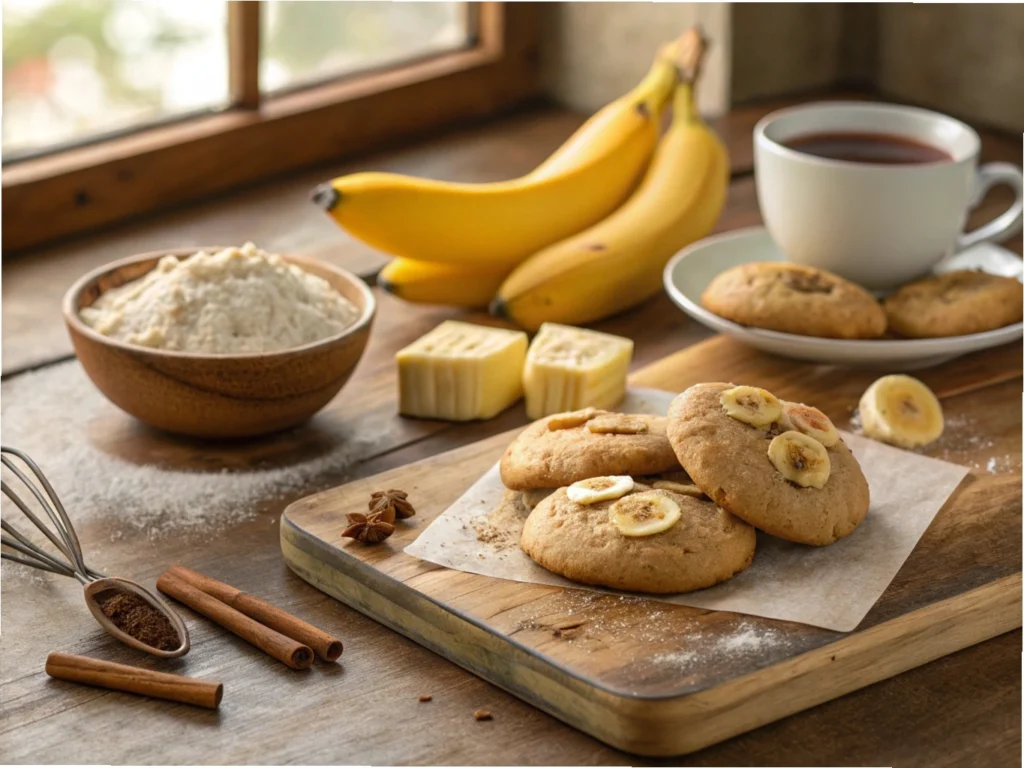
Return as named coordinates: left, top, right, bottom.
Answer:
left=701, top=262, right=886, bottom=339
left=666, top=382, right=869, bottom=546
left=520, top=481, right=755, bottom=594
left=883, top=269, right=1023, bottom=338
left=500, top=409, right=680, bottom=490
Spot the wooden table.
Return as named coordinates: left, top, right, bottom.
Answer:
left=2, top=96, right=1021, bottom=766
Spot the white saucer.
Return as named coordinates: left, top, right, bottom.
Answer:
left=663, top=226, right=1023, bottom=369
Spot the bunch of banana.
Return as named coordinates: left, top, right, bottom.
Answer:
left=312, top=28, right=728, bottom=323
left=313, top=39, right=680, bottom=295
left=492, top=31, right=728, bottom=329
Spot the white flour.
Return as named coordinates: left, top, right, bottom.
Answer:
left=1, top=361, right=371, bottom=541
left=80, top=243, right=360, bottom=354
left=648, top=621, right=787, bottom=671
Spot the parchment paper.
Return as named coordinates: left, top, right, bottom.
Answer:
left=404, top=388, right=970, bottom=632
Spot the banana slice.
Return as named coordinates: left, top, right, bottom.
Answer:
left=547, top=408, right=600, bottom=431
left=652, top=480, right=706, bottom=498
left=720, top=385, right=783, bottom=428
left=567, top=475, right=633, bottom=505
left=780, top=401, right=839, bottom=447
left=858, top=375, right=944, bottom=449
left=609, top=491, right=681, bottom=537
left=586, top=414, right=649, bottom=434
left=767, top=431, right=831, bottom=489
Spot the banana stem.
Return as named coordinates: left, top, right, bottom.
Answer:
left=668, top=26, right=709, bottom=125
left=675, top=26, right=708, bottom=86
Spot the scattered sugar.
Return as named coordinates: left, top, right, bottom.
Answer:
left=650, top=650, right=697, bottom=668
left=1, top=361, right=371, bottom=542
left=850, top=411, right=1015, bottom=474
left=718, top=622, right=783, bottom=653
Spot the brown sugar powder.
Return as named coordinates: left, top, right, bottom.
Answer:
left=471, top=489, right=549, bottom=551
left=98, top=590, right=180, bottom=651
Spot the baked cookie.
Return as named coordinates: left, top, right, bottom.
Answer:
left=500, top=409, right=680, bottom=490
left=883, top=270, right=1023, bottom=338
left=701, top=262, right=886, bottom=339
left=520, top=482, right=755, bottom=594
left=667, top=383, right=869, bottom=546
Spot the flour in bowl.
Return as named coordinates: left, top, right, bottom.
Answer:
left=80, top=243, right=361, bottom=354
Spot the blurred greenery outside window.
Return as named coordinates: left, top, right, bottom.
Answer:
left=2, top=0, right=471, bottom=161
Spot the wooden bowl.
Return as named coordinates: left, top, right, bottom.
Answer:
left=63, top=248, right=375, bottom=439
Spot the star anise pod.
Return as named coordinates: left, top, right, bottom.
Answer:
left=370, top=489, right=416, bottom=520
left=342, top=512, right=395, bottom=544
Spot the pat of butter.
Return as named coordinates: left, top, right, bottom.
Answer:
left=396, top=320, right=528, bottom=421
left=523, top=323, right=633, bottom=420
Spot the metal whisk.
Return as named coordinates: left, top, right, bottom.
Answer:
left=1, top=446, right=189, bottom=658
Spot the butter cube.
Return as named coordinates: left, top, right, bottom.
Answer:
left=523, top=323, right=633, bottom=420
left=396, top=321, right=527, bottom=421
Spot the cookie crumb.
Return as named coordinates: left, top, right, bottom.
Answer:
left=473, top=709, right=492, bottom=721
left=418, top=695, right=432, bottom=702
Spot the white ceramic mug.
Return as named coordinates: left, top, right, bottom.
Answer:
left=754, top=102, right=1023, bottom=289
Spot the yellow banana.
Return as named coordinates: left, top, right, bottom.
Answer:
left=377, top=258, right=511, bottom=308
left=311, top=47, right=680, bottom=268
left=492, top=34, right=729, bottom=331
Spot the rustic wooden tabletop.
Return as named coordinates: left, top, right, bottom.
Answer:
left=2, top=95, right=1021, bottom=766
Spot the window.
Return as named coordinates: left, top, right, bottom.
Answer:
left=260, top=1, right=471, bottom=94
left=3, top=0, right=229, bottom=160
left=2, top=2, right=540, bottom=252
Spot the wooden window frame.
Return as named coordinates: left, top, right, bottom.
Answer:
left=2, top=2, right=541, bottom=253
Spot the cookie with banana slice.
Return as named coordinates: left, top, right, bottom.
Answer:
left=667, top=382, right=869, bottom=546
left=520, top=482, right=755, bottom=594
left=500, top=409, right=681, bottom=490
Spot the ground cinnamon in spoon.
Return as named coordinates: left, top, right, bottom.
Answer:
left=98, top=591, right=179, bottom=651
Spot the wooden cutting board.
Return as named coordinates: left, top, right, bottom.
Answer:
left=281, top=336, right=1023, bottom=756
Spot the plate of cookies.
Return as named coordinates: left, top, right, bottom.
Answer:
left=663, top=226, right=1023, bottom=368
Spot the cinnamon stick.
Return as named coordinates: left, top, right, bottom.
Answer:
left=156, top=572, right=313, bottom=670
left=45, top=652, right=222, bottom=709
left=165, top=565, right=343, bottom=662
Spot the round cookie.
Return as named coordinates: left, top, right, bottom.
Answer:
left=520, top=486, right=755, bottom=594
left=500, top=409, right=680, bottom=490
left=701, top=262, right=886, bottom=339
left=883, top=269, right=1023, bottom=338
left=667, top=383, right=869, bottom=546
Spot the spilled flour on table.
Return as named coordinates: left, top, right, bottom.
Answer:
left=1, top=361, right=372, bottom=541
left=647, top=621, right=789, bottom=671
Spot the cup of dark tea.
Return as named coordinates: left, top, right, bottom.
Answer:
left=754, top=102, right=1023, bottom=289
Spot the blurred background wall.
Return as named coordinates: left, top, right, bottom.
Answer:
left=540, top=2, right=731, bottom=117
left=540, top=2, right=1024, bottom=133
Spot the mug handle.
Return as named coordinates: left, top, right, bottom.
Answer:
left=957, top=162, right=1023, bottom=251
